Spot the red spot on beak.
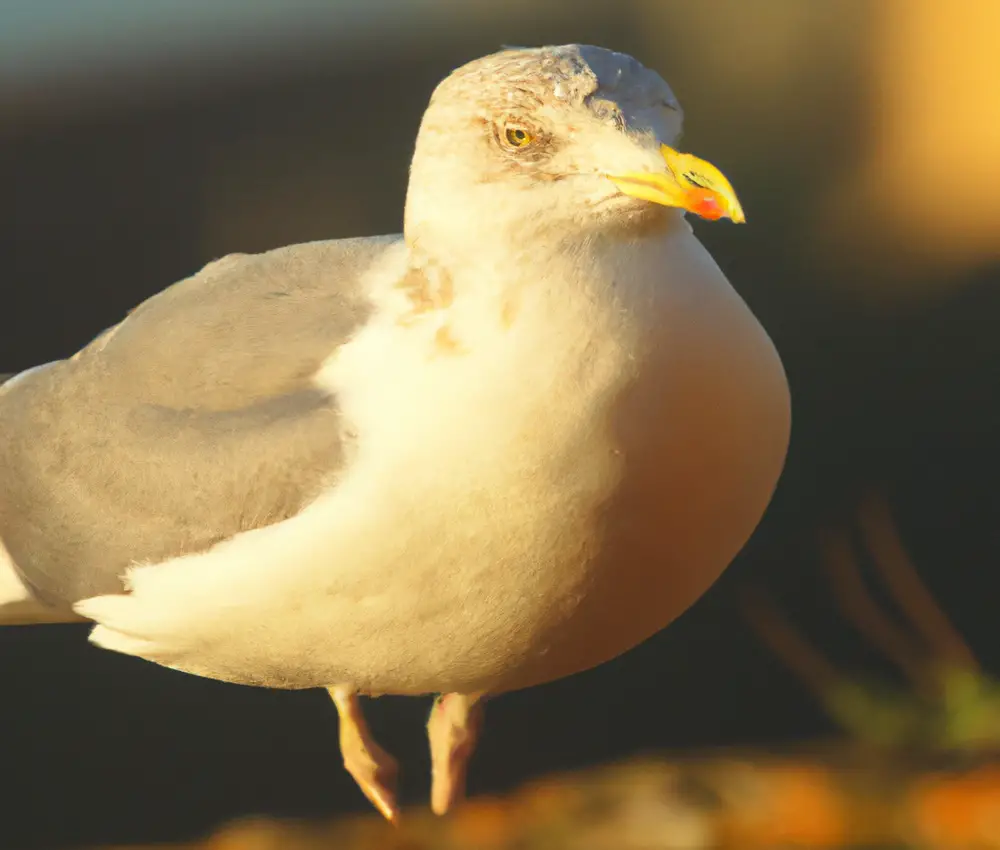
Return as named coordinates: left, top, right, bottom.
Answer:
left=687, top=188, right=725, bottom=221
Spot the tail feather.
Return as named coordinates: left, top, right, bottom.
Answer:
left=0, top=540, right=83, bottom=625
left=1, top=368, right=83, bottom=624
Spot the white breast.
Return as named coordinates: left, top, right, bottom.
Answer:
left=79, top=222, right=790, bottom=696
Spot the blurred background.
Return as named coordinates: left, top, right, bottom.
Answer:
left=1, top=1, right=999, bottom=848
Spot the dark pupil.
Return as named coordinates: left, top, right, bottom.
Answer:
left=510, top=129, right=526, bottom=142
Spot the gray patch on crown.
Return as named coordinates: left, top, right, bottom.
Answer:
left=438, top=45, right=681, bottom=116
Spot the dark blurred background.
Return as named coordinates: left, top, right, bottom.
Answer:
left=1, top=1, right=998, bottom=847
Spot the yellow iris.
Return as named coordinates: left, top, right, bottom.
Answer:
left=505, top=127, right=534, bottom=148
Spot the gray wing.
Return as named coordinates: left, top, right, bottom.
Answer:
left=0, top=235, right=397, bottom=605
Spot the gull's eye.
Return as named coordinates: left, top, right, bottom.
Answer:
left=504, top=126, right=534, bottom=148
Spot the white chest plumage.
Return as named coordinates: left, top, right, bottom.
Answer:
left=79, top=220, right=789, bottom=695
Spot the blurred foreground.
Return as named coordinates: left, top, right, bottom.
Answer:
left=84, top=754, right=1000, bottom=849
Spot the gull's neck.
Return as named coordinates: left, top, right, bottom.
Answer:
left=404, top=206, right=686, bottom=281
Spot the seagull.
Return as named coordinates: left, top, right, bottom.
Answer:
left=0, top=44, right=790, bottom=822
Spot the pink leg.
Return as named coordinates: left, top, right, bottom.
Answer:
left=427, top=691, right=486, bottom=815
left=327, top=686, right=400, bottom=824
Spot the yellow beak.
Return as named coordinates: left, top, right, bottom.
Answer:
left=608, top=144, right=746, bottom=223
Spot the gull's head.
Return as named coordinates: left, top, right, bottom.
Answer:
left=404, top=44, right=744, bottom=253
